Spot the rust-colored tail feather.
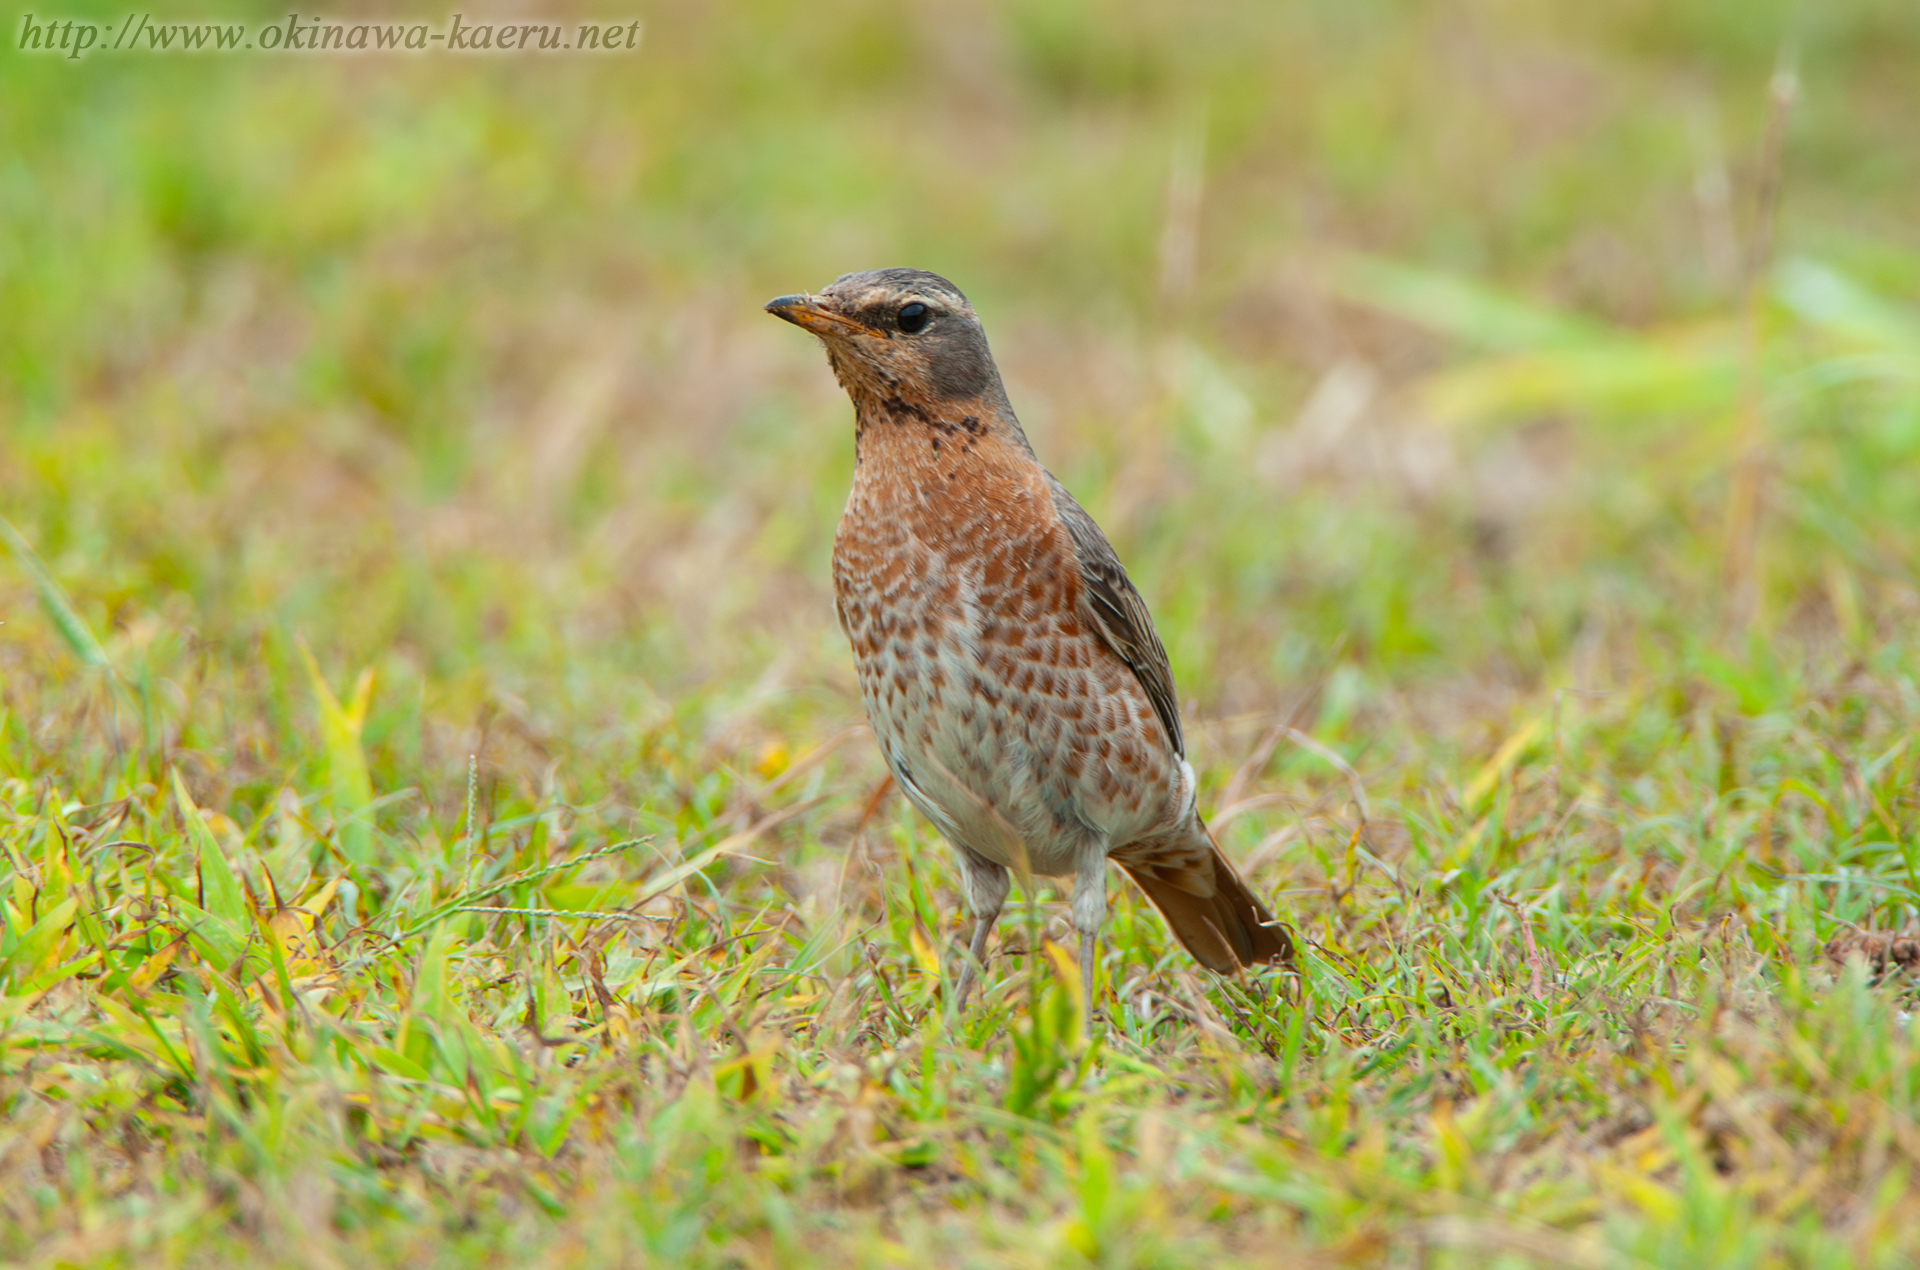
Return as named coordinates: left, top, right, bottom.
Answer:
left=1118, top=841, right=1293, bottom=974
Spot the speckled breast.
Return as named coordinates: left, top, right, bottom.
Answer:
left=830, top=438, right=1190, bottom=876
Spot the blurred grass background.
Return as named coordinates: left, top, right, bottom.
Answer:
left=5, top=1, right=1920, bottom=1265
left=5, top=0, right=1918, bottom=786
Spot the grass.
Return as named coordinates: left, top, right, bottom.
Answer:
left=5, top=1, right=1920, bottom=1264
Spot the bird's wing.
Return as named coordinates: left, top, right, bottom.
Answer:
left=1044, top=473, right=1185, bottom=759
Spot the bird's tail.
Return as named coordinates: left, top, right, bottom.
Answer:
left=1117, top=830, right=1293, bottom=974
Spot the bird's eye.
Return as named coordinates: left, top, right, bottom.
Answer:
left=896, top=302, right=930, bottom=334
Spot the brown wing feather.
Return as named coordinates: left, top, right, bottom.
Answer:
left=1118, top=840, right=1295, bottom=971
left=1045, top=474, right=1185, bottom=758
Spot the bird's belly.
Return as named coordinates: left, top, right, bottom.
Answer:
left=844, top=589, right=1189, bottom=876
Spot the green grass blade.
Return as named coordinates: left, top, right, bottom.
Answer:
left=294, top=637, right=376, bottom=865
left=0, top=516, right=111, bottom=671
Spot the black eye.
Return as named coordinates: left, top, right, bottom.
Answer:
left=896, top=302, right=930, bottom=334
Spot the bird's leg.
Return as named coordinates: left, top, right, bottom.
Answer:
left=1079, top=929, right=1097, bottom=1028
left=1070, top=848, right=1109, bottom=1028
left=953, top=910, right=998, bottom=1013
left=951, top=848, right=1009, bottom=1015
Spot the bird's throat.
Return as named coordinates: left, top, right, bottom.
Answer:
left=852, top=392, right=994, bottom=465
left=846, top=391, right=1048, bottom=534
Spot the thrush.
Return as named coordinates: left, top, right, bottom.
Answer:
left=766, top=268, right=1293, bottom=1015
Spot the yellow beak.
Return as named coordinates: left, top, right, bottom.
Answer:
left=764, top=294, right=876, bottom=338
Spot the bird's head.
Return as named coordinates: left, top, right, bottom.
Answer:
left=765, top=268, right=1010, bottom=415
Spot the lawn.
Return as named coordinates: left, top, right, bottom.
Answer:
left=5, top=2, right=1920, bottom=1265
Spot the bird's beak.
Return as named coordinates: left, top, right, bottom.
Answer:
left=765, top=293, right=874, bottom=338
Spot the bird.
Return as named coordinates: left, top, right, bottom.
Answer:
left=765, top=268, right=1293, bottom=1017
